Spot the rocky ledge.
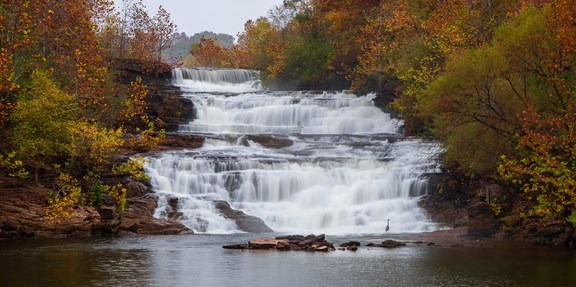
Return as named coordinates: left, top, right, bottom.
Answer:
left=223, top=234, right=336, bottom=252
left=0, top=176, right=191, bottom=240
left=223, top=234, right=410, bottom=252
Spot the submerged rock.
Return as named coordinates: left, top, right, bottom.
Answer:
left=339, top=241, right=361, bottom=247
left=366, top=240, right=407, bottom=248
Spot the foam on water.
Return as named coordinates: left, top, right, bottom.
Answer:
left=172, top=68, right=262, bottom=93
left=145, top=68, right=442, bottom=235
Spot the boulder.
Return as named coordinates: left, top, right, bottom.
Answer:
left=223, top=243, right=249, bottom=250
left=97, top=206, right=117, bottom=221
left=276, top=234, right=306, bottom=243
left=224, top=234, right=335, bottom=252
left=213, top=200, right=273, bottom=233
left=125, top=181, right=151, bottom=198
left=119, top=217, right=137, bottom=231
left=339, top=241, right=361, bottom=247
left=379, top=240, right=407, bottom=248
left=346, top=245, right=358, bottom=251
left=249, top=238, right=289, bottom=249
left=245, top=135, right=293, bottom=148
left=134, top=219, right=191, bottom=235
left=467, top=202, right=499, bottom=238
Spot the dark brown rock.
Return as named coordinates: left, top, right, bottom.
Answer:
left=213, top=200, right=273, bottom=233
left=160, top=134, right=205, bottom=150
left=125, top=181, right=151, bottom=198
left=248, top=238, right=291, bottom=249
left=223, top=234, right=336, bottom=252
left=276, top=235, right=305, bottom=242
left=380, top=240, right=407, bottom=248
left=223, top=243, right=249, bottom=249
left=245, top=135, right=293, bottom=148
left=119, top=217, right=137, bottom=231
left=134, top=219, right=191, bottom=235
left=347, top=245, right=358, bottom=251
left=339, top=241, right=361, bottom=247
left=97, top=206, right=117, bottom=221
left=468, top=202, right=499, bottom=238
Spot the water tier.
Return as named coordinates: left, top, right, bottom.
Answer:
left=145, top=69, right=442, bottom=234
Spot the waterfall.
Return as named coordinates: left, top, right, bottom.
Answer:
left=171, top=68, right=262, bottom=93
left=145, top=68, right=442, bottom=235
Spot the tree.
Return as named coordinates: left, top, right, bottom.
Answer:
left=499, top=101, right=576, bottom=226
left=236, top=17, right=285, bottom=79
left=279, top=24, right=335, bottom=89
left=151, top=5, right=175, bottom=67
left=417, top=6, right=567, bottom=175
left=190, top=36, right=228, bottom=67
left=10, top=70, right=78, bottom=181
left=497, top=3, right=576, bottom=227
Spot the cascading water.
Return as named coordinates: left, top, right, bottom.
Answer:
left=171, top=68, right=261, bottom=93
left=145, top=68, right=443, bottom=235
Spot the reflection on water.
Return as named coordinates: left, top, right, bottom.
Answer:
left=1, top=234, right=575, bottom=287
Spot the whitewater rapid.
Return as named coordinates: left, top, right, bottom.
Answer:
left=145, top=68, right=442, bottom=235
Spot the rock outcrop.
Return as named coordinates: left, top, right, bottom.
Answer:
left=0, top=176, right=191, bottom=240
left=119, top=180, right=191, bottom=236
left=223, top=234, right=335, bottom=252
left=243, top=135, right=294, bottom=148
left=111, top=57, right=194, bottom=133
left=213, top=200, right=273, bottom=233
left=159, top=134, right=205, bottom=150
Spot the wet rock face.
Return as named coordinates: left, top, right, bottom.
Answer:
left=244, top=135, right=293, bottom=149
left=213, top=200, right=273, bottom=233
left=159, top=134, right=205, bottom=150
left=120, top=181, right=192, bottom=236
left=146, top=92, right=194, bottom=132
left=111, top=58, right=194, bottom=133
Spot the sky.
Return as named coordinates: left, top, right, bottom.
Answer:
left=140, top=0, right=285, bottom=38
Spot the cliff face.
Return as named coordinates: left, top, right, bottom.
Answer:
left=112, top=58, right=194, bottom=132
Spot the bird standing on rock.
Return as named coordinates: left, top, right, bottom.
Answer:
left=385, top=218, right=390, bottom=233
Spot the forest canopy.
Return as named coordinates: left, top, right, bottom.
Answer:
left=188, top=0, right=576, bottom=227
left=0, top=0, right=176, bottom=218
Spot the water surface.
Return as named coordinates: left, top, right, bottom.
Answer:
left=1, top=234, right=574, bottom=287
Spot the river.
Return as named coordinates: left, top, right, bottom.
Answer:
left=1, top=68, right=574, bottom=286
left=1, top=234, right=575, bottom=286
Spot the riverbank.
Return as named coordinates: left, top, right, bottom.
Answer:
left=0, top=170, right=561, bottom=251
left=0, top=174, right=191, bottom=240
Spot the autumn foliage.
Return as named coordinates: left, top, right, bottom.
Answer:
left=2, top=0, right=576, bottom=233
left=207, top=0, right=576, bottom=229
left=0, top=0, right=173, bottom=218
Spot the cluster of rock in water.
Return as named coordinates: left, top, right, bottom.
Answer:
left=223, top=234, right=407, bottom=252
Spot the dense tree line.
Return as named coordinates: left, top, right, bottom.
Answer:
left=174, top=31, right=235, bottom=66
left=0, top=0, right=175, bottom=220
left=194, top=0, right=576, bottom=229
